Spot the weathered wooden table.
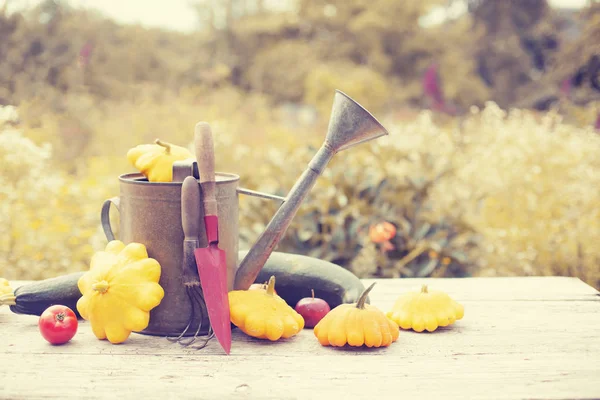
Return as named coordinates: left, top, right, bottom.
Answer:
left=1, top=277, right=599, bottom=400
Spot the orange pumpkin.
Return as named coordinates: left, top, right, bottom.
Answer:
left=313, top=282, right=399, bottom=348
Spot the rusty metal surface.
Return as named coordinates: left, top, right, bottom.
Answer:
left=101, top=172, right=240, bottom=336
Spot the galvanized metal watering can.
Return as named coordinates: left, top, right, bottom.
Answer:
left=100, top=90, right=389, bottom=342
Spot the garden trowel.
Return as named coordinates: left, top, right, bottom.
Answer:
left=193, top=122, right=231, bottom=354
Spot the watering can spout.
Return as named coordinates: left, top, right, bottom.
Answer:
left=233, top=90, right=389, bottom=291
left=326, top=90, right=389, bottom=152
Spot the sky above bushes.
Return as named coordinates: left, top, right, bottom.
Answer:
left=5, top=0, right=589, bottom=33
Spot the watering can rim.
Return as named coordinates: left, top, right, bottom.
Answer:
left=116, top=172, right=286, bottom=202
left=118, top=171, right=240, bottom=186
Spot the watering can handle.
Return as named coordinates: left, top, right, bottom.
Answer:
left=101, top=197, right=121, bottom=241
left=178, top=156, right=285, bottom=203
left=236, top=187, right=286, bottom=202
left=188, top=160, right=287, bottom=203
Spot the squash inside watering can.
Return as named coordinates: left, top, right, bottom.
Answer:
left=127, top=139, right=193, bottom=183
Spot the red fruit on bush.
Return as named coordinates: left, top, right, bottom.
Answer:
left=38, top=305, right=78, bottom=345
left=295, top=290, right=330, bottom=328
left=369, top=221, right=396, bottom=243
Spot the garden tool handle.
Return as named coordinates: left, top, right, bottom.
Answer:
left=181, top=176, right=201, bottom=239
left=234, top=144, right=336, bottom=290
left=195, top=122, right=220, bottom=244
left=195, top=122, right=218, bottom=217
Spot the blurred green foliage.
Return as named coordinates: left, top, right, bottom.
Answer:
left=0, top=0, right=599, bottom=289
left=4, top=0, right=598, bottom=116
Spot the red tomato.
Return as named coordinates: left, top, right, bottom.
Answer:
left=38, top=305, right=78, bottom=345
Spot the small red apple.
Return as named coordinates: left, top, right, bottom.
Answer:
left=295, top=289, right=330, bottom=328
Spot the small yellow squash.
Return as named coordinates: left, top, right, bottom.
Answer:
left=314, top=282, right=399, bottom=348
left=127, top=139, right=192, bottom=182
left=0, top=278, right=15, bottom=306
left=229, top=275, right=304, bottom=341
left=0, top=278, right=12, bottom=296
left=76, top=240, right=165, bottom=344
left=386, top=284, right=464, bottom=332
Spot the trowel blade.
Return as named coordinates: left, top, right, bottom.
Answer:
left=195, top=245, right=231, bottom=354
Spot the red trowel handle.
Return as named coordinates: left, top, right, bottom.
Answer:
left=194, top=122, right=219, bottom=244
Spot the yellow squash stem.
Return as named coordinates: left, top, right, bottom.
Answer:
left=92, top=281, right=110, bottom=294
left=154, top=139, right=172, bottom=154
left=421, top=284, right=428, bottom=293
left=0, top=293, right=16, bottom=306
left=356, top=282, right=376, bottom=310
left=266, top=275, right=276, bottom=296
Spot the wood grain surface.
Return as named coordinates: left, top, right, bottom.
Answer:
left=1, top=277, right=598, bottom=400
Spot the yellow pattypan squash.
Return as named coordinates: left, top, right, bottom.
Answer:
left=76, top=240, right=165, bottom=344
left=0, top=278, right=15, bottom=306
left=229, top=275, right=304, bottom=341
left=314, top=283, right=399, bottom=348
left=386, top=284, right=464, bottom=332
left=0, top=278, right=12, bottom=295
left=127, top=138, right=192, bottom=182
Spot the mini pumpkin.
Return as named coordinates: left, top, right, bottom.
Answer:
left=0, top=278, right=12, bottom=295
left=76, top=240, right=165, bottom=344
left=314, top=282, right=399, bottom=348
left=386, top=284, right=464, bottom=332
left=228, top=275, right=304, bottom=341
left=127, top=138, right=192, bottom=182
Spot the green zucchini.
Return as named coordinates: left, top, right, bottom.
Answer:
left=240, top=250, right=369, bottom=309
left=9, top=272, right=85, bottom=319
left=6, top=252, right=366, bottom=320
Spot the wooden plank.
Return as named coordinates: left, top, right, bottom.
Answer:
left=361, top=276, right=599, bottom=301
left=2, top=281, right=600, bottom=356
left=2, top=300, right=599, bottom=357
left=0, top=352, right=598, bottom=400
left=1, top=277, right=598, bottom=400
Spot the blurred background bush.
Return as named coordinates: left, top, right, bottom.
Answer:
left=0, top=0, right=599, bottom=289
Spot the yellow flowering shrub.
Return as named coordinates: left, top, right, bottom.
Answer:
left=0, top=109, right=109, bottom=279
left=1, top=97, right=599, bottom=290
